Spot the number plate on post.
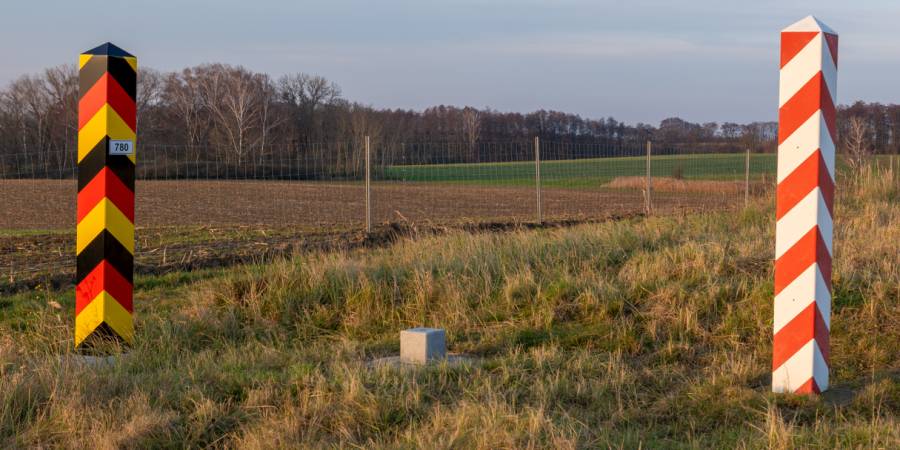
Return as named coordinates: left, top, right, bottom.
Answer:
left=109, top=140, right=135, bottom=156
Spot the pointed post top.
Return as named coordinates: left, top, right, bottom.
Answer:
left=82, top=42, right=134, bottom=58
left=783, top=15, right=837, bottom=35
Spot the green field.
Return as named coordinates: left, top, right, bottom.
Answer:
left=381, top=153, right=778, bottom=188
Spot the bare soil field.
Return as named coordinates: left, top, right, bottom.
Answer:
left=0, top=179, right=741, bottom=230
left=0, top=179, right=743, bottom=291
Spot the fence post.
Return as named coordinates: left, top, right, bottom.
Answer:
left=365, top=135, right=372, bottom=233
left=745, top=149, right=751, bottom=207
left=535, top=136, right=542, bottom=224
left=773, top=16, right=837, bottom=395
left=75, top=42, right=137, bottom=350
left=645, top=140, right=652, bottom=215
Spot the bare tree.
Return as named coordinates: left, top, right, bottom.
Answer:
left=0, top=81, right=30, bottom=176
left=844, top=116, right=871, bottom=171
left=2, top=75, right=55, bottom=173
left=460, top=106, right=481, bottom=161
left=17, top=76, right=51, bottom=154
left=162, top=68, right=209, bottom=153
left=255, top=74, right=284, bottom=162
left=340, top=104, right=383, bottom=175
left=136, top=68, right=163, bottom=137
left=199, top=65, right=268, bottom=165
left=304, top=75, right=341, bottom=110
left=42, top=64, right=78, bottom=171
left=277, top=73, right=341, bottom=142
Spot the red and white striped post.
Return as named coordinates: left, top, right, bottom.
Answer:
left=773, top=16, right=838, bottom=394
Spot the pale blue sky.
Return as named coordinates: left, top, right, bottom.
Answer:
left=2, top=0, right=898, bottom=124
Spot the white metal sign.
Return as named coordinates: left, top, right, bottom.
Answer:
left=108, top=140, right=135, bottom=156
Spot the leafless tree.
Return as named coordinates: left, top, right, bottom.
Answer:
left=2, top=75, right=53, bottom=173
left=0, top=83, right=29, bottom=174
left=277, top=73, right=341, bottom=143
left=42, top=64, right=78, bottom=170
left=136, top=68, right=163, bottom=138
left=162, top=68, right=209, bottom=155
left=336, top=104, right=383, bottom=175
left=461, top=106, right=481, bottom=161
left=17, top=76, right=51, bottom=154
left=199, top=65, right=272, bottom=165
left=844, top=115, right=871, bottom=171
left=255, top=74, right=283, bottom=162
left=202, top=65, right=254, bottom=163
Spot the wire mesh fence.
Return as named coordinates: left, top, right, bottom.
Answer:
left=5, top=139, right=898, bottom=286
left=0, top=140, right=781, bottom=233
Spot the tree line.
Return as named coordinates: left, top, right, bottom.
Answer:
left=0, top=63, right=893, bottom=178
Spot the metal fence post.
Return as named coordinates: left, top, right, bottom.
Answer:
left=365, top=135, right=372, bottom=233
left=745, top=148, right=751, bottom=207
left=645, top=140, right=652, bottom=215
left=535, top=136, right=542, bottom=223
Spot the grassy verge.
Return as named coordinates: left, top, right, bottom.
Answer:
left=0, top=229, right=70, bottom=238
left=0, top=166, right=897, bottom=448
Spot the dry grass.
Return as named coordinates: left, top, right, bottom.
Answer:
left=0, top=165, right=897, bottom=448
left=606, top=176, right=745, bottom=193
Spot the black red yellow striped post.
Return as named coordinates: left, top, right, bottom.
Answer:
left=75, top=43, right=137, bottom=349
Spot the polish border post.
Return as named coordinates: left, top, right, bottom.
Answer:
left=773, top=17, right=838, bottom=394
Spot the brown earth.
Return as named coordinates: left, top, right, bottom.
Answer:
left=0, top=179, right=741, bottom=230
left=0, top=179, right=746, bottom=292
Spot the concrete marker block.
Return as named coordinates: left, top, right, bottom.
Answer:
left=400, top=328, right=446, bottom=364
